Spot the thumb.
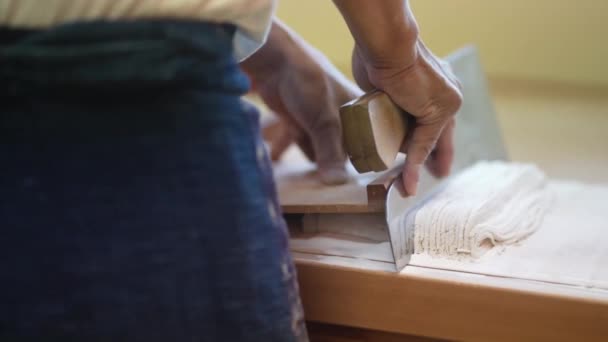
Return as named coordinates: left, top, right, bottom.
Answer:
left=402, top=120, right=448, bottom=195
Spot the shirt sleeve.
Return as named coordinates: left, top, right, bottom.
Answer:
left=231, top=0, right=276, bottom=61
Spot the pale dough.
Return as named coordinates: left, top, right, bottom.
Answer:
left=290, top=161, right=608, bottom=289
left=411, top=161, right=552, bottom=259
left=408, top=179, right=608, bottom=289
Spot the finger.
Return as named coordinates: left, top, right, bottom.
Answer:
left=307, top=117, right=349, bottom=185
left=402, top=120, right=447, bottom=195
left=295, top=133, right=316, bottom=162
left=269, top=123, right=294, bottom=161
left=277, top=77, right=349, bottom=184
left=272, top=124, right=318, bottom=164
left=425, top=117, right=455, bottom=177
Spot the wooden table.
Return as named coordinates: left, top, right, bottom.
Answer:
left=286, top=80, right=608, bottom=341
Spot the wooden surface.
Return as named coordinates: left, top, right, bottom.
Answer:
left=275, top=146, right=404, bottom=213
left=260, top=106, right=389, bottom=214
left=307, top=322, right=441, bottom=342
left=285, top=80, right=608, bottom=341
left=296, top=257, right=608, bottom=342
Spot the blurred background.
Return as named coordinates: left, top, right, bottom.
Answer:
left=278, top=0, right=608, bottom=86
left=276, top=0, right=608, bottom=183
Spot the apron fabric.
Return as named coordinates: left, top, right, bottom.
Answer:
left=0, top=20, right=307, bottom=342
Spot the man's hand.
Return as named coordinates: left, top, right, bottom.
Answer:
left=352, top=39, right=462, bottom=195
left=334, top=0, right=463, bottom=195
left=241, top=19, right=363, bottom=185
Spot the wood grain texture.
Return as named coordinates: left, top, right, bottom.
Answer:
left=365, top=160, right=403, bottom=203
left=307, top=322, right=442, bottom=342
left=275, top=146, right=404, bottom=214
left=296, top=259, right=608, bottom=342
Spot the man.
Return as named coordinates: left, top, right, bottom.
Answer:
left=0, top=0, right=461, bottom=340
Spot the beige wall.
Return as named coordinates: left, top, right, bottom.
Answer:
left=277, top=0, right=608, bottom=86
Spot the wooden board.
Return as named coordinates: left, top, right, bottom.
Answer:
left=306, top=322, right=439, bottom=342
left=294, top=254, right=608, bottom=342
left=289, top=218, right=608, bottom=341
left=274, top=145, right=403, bottom=213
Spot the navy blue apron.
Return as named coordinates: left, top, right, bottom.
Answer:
left=0, top=20, right=307, bottom=341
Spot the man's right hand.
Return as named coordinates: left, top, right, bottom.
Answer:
left=334, top=0, right=463, bottom=195
left=352, top=39, right=462, bottom=196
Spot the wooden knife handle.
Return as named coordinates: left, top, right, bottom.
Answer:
left=340, top=90, right=413, bottom=173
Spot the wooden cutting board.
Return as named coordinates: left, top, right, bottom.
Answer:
left=272, top=144, right=403, bottom=214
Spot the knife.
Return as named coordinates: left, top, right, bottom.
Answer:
left=340, top=46, right=508, bottom=271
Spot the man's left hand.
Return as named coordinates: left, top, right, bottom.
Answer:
left=241, top=19, right=363, bottom=185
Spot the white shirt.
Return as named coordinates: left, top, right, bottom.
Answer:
left=0, top=0, right=276, bottom=60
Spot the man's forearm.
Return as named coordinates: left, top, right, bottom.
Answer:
left=240, top=20, right=289, bottom=84
left=241, top=19, right=361, bottom=96
left=332, top=0, right=419, bottom=67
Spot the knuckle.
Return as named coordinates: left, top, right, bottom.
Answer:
left=450, top=87, right=464, bottom=112
left=440, top=84, right=463, bottom=117
left=422, top=84, right=463, bottom=123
